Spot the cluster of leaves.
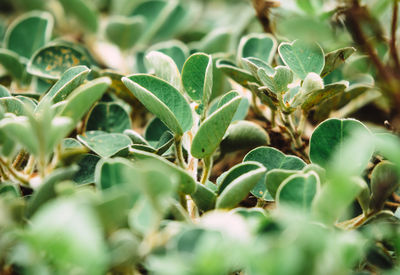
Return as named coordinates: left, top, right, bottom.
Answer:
left=1, top=0, right=400, bottom=274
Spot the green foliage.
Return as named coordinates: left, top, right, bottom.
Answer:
left=1, top=0, right=400, bottom=274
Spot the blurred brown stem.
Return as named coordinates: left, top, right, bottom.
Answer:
left=390, top=0, right=400, bottom=71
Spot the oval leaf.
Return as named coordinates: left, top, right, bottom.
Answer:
left=122, top=74, right=192, bottom=135
left=181, top=53, right=213, bottom=104
left=276, top=171, right=320, bottom=209
left=216, top=167, right=266, bottom=209
left=278, top=40, right=325, bottom=80
left=28, top=44, right=91, bottom=80
left=309, top=118, right=372, bottom=169
left=4, top=11, right=53, bottom=59
left=191, top=95, right=241, bottom=158
left=86, top=102, right=131, bottom=133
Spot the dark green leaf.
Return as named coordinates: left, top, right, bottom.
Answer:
left=216, top=167, right=266, bottom=209
left=321, top=47, right=356, bottom=78
left=86, top=102, right=131, bottom=133
left=105, top=15, right=144, bottom=50
left=4, top=11, right=53, bottom=59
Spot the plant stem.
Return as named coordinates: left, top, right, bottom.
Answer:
left=390, top=0, right=400, bottom=71
left=174, top=135, right=187, bottom=169
left=0, top=157, right=29, bottom=185
left=24, top=155, right=35, bottom=175
left=12, top=150, right=26, bottom=170
left=200, top=156, right=212, bottom=185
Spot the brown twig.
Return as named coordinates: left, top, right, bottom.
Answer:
left=390, top=0, right=400, bottom=71
left=251, top=0, right=279, bottom=33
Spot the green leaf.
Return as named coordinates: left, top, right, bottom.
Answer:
left=197, top=28, right=233, bottom=54
left=144, top=117, right=169, bottom=147
left=258, top=66, right=293, bottom=94
left=86, top=102, right=131, bottom=133
left=147, top=40, right=189, bottom=71
left=238, top=33, right=277, bottom=64
left=131, top=0, right=177, bottom=43
left=95, top=157, right=138, bottom=191
left=321, top=47, right=356, bottom=78
left=58, top=0, right=99, bottom=32
left=243, top=146, right=306, bottom=199
left=276, top=171, right=320, bottom=209
left=191, top=183, right=217, bottom=212
left=124, top=129, right=150, bottom=146
left=78, top=131, right=132, bottom=158
left=27, top=165, right=79, bottom=218
left=27, top=44, right=91, bottom=80
left=28, top=197, right=107, bottom=274
left=217, top=161, right=263, bottom=195
left=278, top=40, right=325, bottom=80
left=191, top=95, right=241, bottom=158
left=241, top=57, right=274, bottom=80
left=105, top=15, right=144, bottom=50
left=122, top=74, right=192, bottom=136
left=265, top=169, right=299, bottom=199
left=128, top=148, right=196, bottom=194
left=0, top=48, right=25, bottom=80
left=145, top=51, right=181, bottom=90
left=0, top=85, right=11, bottom=97
left=58, top=77, right=111, bottom=129
left=220, top=120, right=269, bottom=154
left=4, top=11, right=53, bottom=59
left=216, top=59, right=257, bottom=87
left=0, top=97, right=28, bottom=116
left=296, top=83, right=348, bottom=111
left=0, top=116, right=39, bottom=155
left=309, top=118, right=372, bottom=169
left=216, top=167, right=266, bottom=209
left=73, top=154, right=100, bottom=185
left=181, top=53, right=213, bottom=104
left=369, top=161, right=400, bottom=212
left=36, top=66, right=90, bottom=111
